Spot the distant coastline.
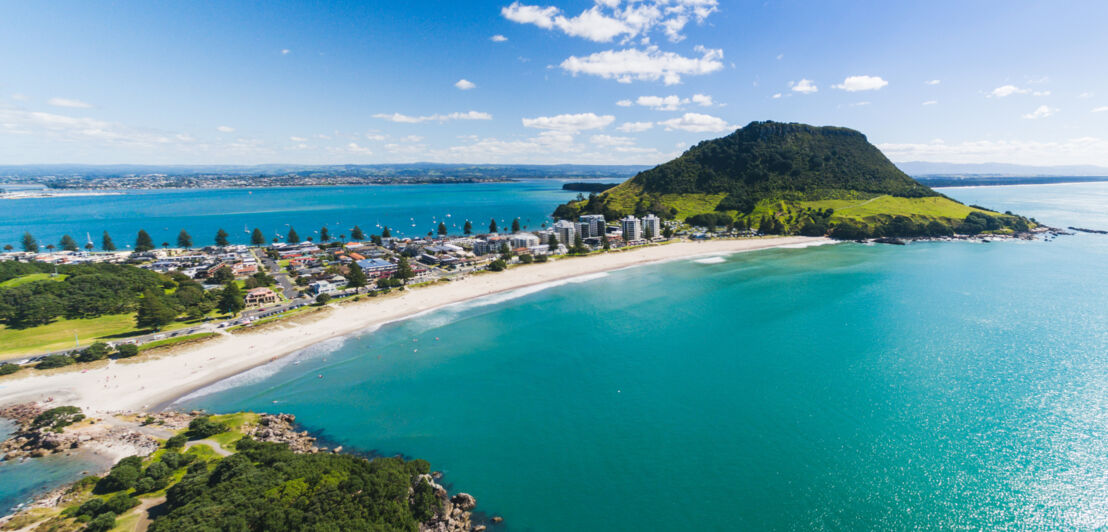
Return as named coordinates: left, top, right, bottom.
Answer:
left=917, top=175, right=1108, bottom=188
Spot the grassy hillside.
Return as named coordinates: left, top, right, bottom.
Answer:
left=556, top=121, right=1033, bottom=238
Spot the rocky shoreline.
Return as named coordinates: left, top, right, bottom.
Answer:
left=1, top=404, right=492, bottom=530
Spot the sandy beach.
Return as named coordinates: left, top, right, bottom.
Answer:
left=0, top=237, right=827, bottom=415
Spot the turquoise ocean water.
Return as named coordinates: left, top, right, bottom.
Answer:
left=3, top=182, right=1107, bottom=527
left=0, top=180, right=582, bottom=249
left=175, top=184, right=1107, bottom=529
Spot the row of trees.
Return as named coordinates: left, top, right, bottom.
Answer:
left=9, top=217, right=538, bottom=253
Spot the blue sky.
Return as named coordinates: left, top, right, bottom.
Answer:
left=1, top=0, right=1106, bottom=166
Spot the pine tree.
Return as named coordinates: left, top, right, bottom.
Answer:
left=251, top=228, right=266, bottom=246
left=382, top=226, right=391, bottom=238
left=101, top=231, right=116, bottom=251
left=287, top=227, right=300, bottom=244
left=177, top=230, right=193, bottom=249
left=21, top=232, right=38, bottom=253
left=489, top=219, right=498, bottom=234
left=395, top=256, right=414, bottom=283
left=134, top=230, right=155, bottom=252
left=218, top=282, right=244, bottom=315
left=511, top=218, right=521, bottom=233
left=320, top=227, right=330, bottom=242
left=215, top=228, right=230, bottom=247
left=346, top=261, right=367, bottom=288
left=351, top=226, right=365, bottom=240
left=573, top=233, right=584, bottom=254
left=136, top=290, right=178, bottom=330
left=463, top=220, right=472, bottom=235
left=59, top=234, right=79, bottom=251
left=437, top=222, right=447, bottom=236
left=548, top=233, right=558, bottom=250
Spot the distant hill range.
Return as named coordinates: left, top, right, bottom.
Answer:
left=556, top=121, right=1033, bottom=238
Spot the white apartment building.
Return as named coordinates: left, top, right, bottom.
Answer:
left=553, top=220, right=576, bottom=245
left=642, top=214, right=661, bottom=239
left=620, top=216, right=642, bottom=241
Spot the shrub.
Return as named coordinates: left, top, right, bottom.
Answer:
left=32, top=406, right=84, bottom=431
left=114, top=344, right=139, bottom=358
left=103, top=492, right=138, bottom=514
left=85, top=511, right=116, bottom=532
left=488, top=259, right=507, bottom=272
left=0, top=363, right=22, bottom=376
left=35, top=354, right=75, bottom=370
left=133, top=477, right=156, bottom=494
left=315, top=293, right=331, bottom=305
left=165, top=434, right=187, bottom=449
left=95, top=464, right=140, bottom=494
left=519, top=254, right=534, bottom=264
left=186, top=416, right=229, bottom=440
left=76, top=342, right=111, bottom=363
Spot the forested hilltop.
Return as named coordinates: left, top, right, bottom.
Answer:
left=556, top=121, right=1035, bottom=238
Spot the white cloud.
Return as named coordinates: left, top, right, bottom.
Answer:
left=216, top=125, right=235, bottom=133
left=922, top=100, right=938, bottom=106
left=345, top=142, right=372, bottom=154
left=989, top=85, right=1029, bottom=98
left=771, top=93, right=782, bottom=99
left=1022, top=105, right=1057, bottom=119
left=491, top=34, right=508, bottom=42
left=1079, top=92, right=1094, bottom=99
left=848, top=101, right=871, bottom=107
left=590, top=134, right=635, bottom=147
left=281, top=49, right=290, bottom=55
left=48, top=97, right=93, bottom=108
left=925, top=79, right=941, bottom=85
left=454, top=79, right=477, bottom=90
left=657, top=112, right=730, bottom=132
left=775, top=53, right=784, bottom=60
left=289, top=136, right=307, bottom=142
left=617, top=121, right=654, bottom=132
left=879, top=137, right=1108, bottom=166
left=373, top=110, right=492, bottom=123
left=1093, top=106, right=1108, bottom=113
left=789, top=79, right=818, bottom=94
left=10, top=93, right=28, bottom=101
left=616, top=99, right=633, bottom=107
left=636, top=95, right=686, bottom=111
left=559, top=45, right=724, bottom=85
left=0, top=108, right=177, bottom=148
left=522, top=112, right=614, bottom=132
left=365, top=133, right=388, bottom=141
left=691, top=93, right=713, bottom=106
left=501, top=0, right=718, bottom=43
left=832, top=75, right=888, bottom=92
left=1032, top=90, right=1051, bottom=96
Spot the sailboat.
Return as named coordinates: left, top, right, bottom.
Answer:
left=244, top=224, right=250, bottom=234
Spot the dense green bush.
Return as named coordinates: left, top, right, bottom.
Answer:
left=114, top=344, right=139, bottom=358
left=35, top=354, right=75, bottom=370
left=32, top=406, right=84, bottom=431
left=150, top=438, right=441, bottom=531
left=94, top=456, right=143, bottom=494
left=165, top=434, right=187, bottom=449
left=0, top=363, right=21, bottom=376
left=186, top=416, right=229, bottom=439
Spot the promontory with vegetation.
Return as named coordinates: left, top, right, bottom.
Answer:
left=555, top=121, right=1036, bottom=238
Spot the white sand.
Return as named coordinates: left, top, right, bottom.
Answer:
left=0, top=237, right=827, bottom=415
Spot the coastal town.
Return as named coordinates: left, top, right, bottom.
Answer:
left=1, top=212, right=767, bottom=365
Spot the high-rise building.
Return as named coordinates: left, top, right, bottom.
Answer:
left=642, top=214, right=661, bottom=239
left=620, top=215, right=642, bottom=241
left=579, top=214, right=606, bottom=238
left=553, top=220, right=576, bottom=246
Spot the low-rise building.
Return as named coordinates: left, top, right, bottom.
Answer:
left=245, top=287, right=280, bottom=306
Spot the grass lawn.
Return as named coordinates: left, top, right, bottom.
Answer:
left=0, top=312, right=217, bottom=360
left=0, top=273, right=67, bottom=288
left=0, top=314, right=138, bottom=358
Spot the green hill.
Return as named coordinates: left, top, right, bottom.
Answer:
left=556, top=121, right=1032, bottom=238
